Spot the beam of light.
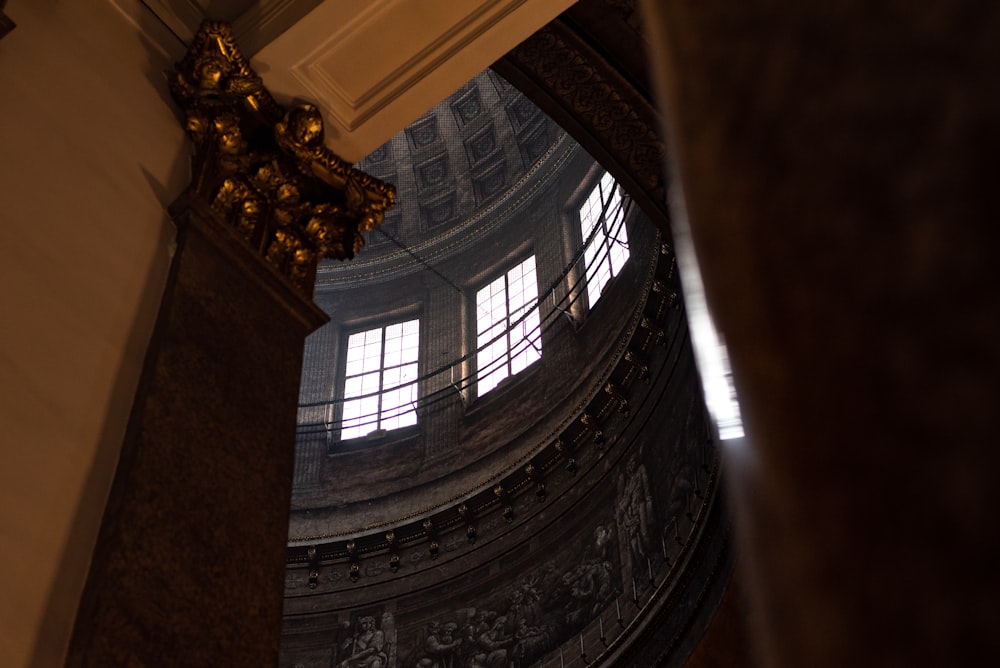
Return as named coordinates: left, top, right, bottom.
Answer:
left=669, top=196, right=745, bottom=442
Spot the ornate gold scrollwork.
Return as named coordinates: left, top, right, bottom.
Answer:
left=167, top=20, right=396, bottom=296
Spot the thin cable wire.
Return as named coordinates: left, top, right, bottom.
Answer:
left=296, top=189, right=640, bottom=435
left=376, top=228, right=463, bottom=293
left=296, top=193, right=636, bottom=435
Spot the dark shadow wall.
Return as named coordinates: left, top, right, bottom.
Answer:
left=640, top=0, right=1000, bottom=666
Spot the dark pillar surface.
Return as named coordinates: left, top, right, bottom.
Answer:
left=640, top=1, right=1000, bottom=666
left=67, top=196, right=327, bottom=666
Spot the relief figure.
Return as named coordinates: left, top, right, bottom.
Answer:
left=339, top=614, right=392, bottom=668
left=617, top=454, right=655, bottom=569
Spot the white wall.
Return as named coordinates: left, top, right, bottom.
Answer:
left=0, top=2, right=186, bottom=665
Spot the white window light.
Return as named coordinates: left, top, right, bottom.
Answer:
left=580, top=171, right=630, bottom=307
left=476, top=255, right=542, bottom=396
left=341, top=319, right=420, bottom=440
left=669, top=186, right=745, bottom=442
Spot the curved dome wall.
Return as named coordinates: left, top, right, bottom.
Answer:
left=281, top=71, right=728, bottom=668
left=291, top=135, right=650, bottom=537
left=281, top=239, right=723, bottom=666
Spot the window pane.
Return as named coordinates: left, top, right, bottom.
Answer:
left=340, top=319, right=420, bottom=439
left=400, top=325, right=420, bottom=364
left=580, top=185, right=602, bottom=239
left=489, top=290, right=506, bottom=319
left=381, top=365, right=418, bottom=431
left=340, top=400, right=365, bottom=440
left=583, top=240, right=601, bottom=276
left=478, top=365, right=505, bottom=395
left=360, top=336, right=382, bottom=374
left=586, top=274, right=603, bottom=307
left=399, top=361, right=419, bottom=384
left=346, top=338, right=364, bottom=362
left=382, top=365, right=402, bottom=389
left=609, top=236, right=629, bottom=275
left=580, top=173, right=629, bottom=307
left=345, top=357, right=363, bottom=378
left=478, top=316, right=504, bottom=342
left=384, top=322, right=403, bottom=339
left=511, top=307, right=541, bottom=375
left=475, top=256, right=541, bottom=397
left=344, top=373, right=373, bottom=399
left=360, top=371, right=380, bottom=395
left=383, top=330, right=402, bottom=368
left=341, top=392, right=378, bottom=440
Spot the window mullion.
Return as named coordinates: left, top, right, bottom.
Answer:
left=376, top=326, right=386, bottom=431
left=580, top=173, right=629, bottom=309
left=505, top=273, right=513, bottom=377
left=475, top=256, right=540, bottom=398
left=601, top=217, right=614, bottom=275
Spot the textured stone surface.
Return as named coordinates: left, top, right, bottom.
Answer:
left=641, top=0, right=1000, bottom=665
left=349, top=70, right=560, bottom=265
left=66, top=197, right=327, bottom=667
left=283, top=5, right=741, bottom=666
left=281, top=288, right=726, bottom=668
left=289, top=146, right=654, bottom=537
left=684, top=572, right=756, bottom=668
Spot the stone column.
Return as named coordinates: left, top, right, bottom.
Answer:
left=294, top=314, right=339, bottom=494
left=66, top=196, right=328, bottom=666
left=421, top=282, right=464, bottom=464
left=65, top=20, right=396, bottom=666
left=640, top=1, right=1000, bottom=666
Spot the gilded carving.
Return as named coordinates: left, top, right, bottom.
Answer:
left=168, top=21, right=395, bottom=295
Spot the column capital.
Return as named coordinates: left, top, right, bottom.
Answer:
left=167, top=20, right=396, bottom=296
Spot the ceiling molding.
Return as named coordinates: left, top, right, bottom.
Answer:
left=253, top=0, right=575, bottom=162
left=134, top=0, right=311, bottom=54
left=298, top=0, right=535, bottom=129
left=495, top=17, right=670, bottom=227
left=231, top=0, right=324, bottom=55
left=138, top=0, right=204, bottom=43
left=131, top=0, right=573, bottom=162
left=107, top=0, right=187, bottom=60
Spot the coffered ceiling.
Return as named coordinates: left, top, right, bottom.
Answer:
left=137, top=0, right=575, bottom=162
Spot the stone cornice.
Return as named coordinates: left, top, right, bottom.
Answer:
left=494, top=16, right=670, bottom=230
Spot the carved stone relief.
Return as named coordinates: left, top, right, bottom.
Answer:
left=495, top=19, right=668, bottom=221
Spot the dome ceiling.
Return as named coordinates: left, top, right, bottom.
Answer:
left=318, top=69, right=561, bottom=277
